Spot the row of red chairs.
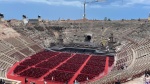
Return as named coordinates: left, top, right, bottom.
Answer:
left=57, top=52, right=71, bottom=57
left=82, top=55, right=106, bottom=77
left=36, top=60, right=61, bottom=69
left=109, top=57, right=114, bottom=62
left=73, top=54, right=89, bottom=58
left=20, top=51, right=59, bottom=66
left=75, top=55, right=107, bottom=82
left=20, top=58, right=42, bottom=66
left=81, top=65, right=105, bottom=75
left=109, top=57, right=114, bottom=66
left=57, top=63, right=82, bottom=72
left=36, top=53, right=71, bottom=69
left=109, top=61, right=114, bottom=66
left=19, top=67, right=49, bottom=78
left=15, top=51, right=71, bottom=75
left=75, top=74, right=96, bottom=82
left=90, top=56, right=106, bottom=61
left=67, top=54, right=89, bottom=64
left=86, top=59, right=106, bottom=66
left=14, top=51, right=112, bottom=83
left=44, top=70, right=74, bottom=83
left=48, top=53, right=71, bottom=61
left=116, top=57, right=128, bottom=65
left=13, top=65, right=27, bottom=74
left=15, top=51, right=59, bottom=75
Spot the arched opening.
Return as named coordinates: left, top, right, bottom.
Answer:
left=85, top=35, right=91, bottom=42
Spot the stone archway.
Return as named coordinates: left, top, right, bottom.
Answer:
left=84, top=33, right=92, bottom=42
left=85, top=35, right=92, bottom=42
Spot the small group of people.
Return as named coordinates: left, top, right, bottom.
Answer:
left=119, top=64, right=127, bottom=70
left=0, top=79, right=5, bottom=84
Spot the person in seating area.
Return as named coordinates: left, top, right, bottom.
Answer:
left=115, top=80, right=121, bottom=84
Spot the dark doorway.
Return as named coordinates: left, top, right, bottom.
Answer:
left=85, top=35, right=91, bottom=42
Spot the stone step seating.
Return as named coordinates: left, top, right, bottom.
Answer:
left=90, top=41, right=150, bottom=84
left=0, top=54, right=17, bottom=64
left=4, top=37, right=26, bottom=49
left=0, top=61, right=11, bottom=70
left=29, top=45, right=43, bottom=53
left=19, top=47, right=34, bottom=56
left=0, top=40, right=12, bottom=53
left=0, top=70, right=6, bottom=77
left=18, top=36, right=35, bottom=45
left=0, top=61, right=12, bottom=77
left=5, top=49, right=26, bottom=61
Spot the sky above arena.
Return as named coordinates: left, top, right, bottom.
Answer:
left=0, top=0, right=150, bottom=20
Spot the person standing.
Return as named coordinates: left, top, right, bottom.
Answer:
left=25, top=78, right=28, bottom=84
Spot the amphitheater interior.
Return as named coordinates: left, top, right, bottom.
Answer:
left=0, top=18, right=150, bottom=84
